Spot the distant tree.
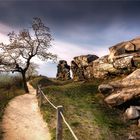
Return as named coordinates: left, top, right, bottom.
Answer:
left=0, top=17, right=57, bottom=93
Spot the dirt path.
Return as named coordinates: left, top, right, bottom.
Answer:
left=2, top=83, right=51, bottom=140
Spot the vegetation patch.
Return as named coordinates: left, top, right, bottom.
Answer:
left=31, top=76, right=134, bottom=140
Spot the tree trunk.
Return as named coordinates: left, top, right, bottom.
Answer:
left=22, top=72, right=29, bottom=93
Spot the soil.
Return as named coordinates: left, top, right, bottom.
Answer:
left=2, top=83, right=51, bottom=140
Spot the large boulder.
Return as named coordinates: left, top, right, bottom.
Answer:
left=108, top=38, right=140, bottom=62
left=112, top=54, right=133, bottom=69
left=92, top=55, right=119, bottom=78
left=56, top=60, right=71, bottom=80
left=71, top=54, right=99, bottom=81
left=73, top=54, right=99, bottom=67
left=71, top=60, right=85, bottom=81
left=104, top=69, right=140, bottom=106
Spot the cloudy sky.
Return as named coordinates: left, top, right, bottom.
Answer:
left=0, top=0, right=140, bottom=77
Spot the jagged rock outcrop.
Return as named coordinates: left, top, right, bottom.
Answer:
left=102, top=69, right=140, bottom=106
left=69, top=37, right=140, bottom=81
left=91, top=38, right=140, bottom=79
left=108, top=38, right=140, bottom=62
left=56, top=60, right=71, bottom=80
left=71, top=55, right=99, bottom=81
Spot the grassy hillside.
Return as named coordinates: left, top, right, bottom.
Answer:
left=0, top=74, right=25, bottom=139
left=31, top=76, right=139, bottom=140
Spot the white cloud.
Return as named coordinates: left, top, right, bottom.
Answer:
left=0, top=22, right=14, bottom=44
left=0, top=33, right=9, bottom=44
left=50, top=40, right=109, bottom=64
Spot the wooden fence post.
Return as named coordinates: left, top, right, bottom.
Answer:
left=36, top=86, right=39, bottom=97
left=56, top=106, right=63, bottom=140
left=39, top=90, right=43, bottom=107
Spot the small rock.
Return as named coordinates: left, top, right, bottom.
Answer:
left=128, top=131, right=137, bottom=140
left=98, top=84, right=114, bottom=94
left=124, top=106, right=140, bottom=120
left=138, top=119, right=140, bottom=128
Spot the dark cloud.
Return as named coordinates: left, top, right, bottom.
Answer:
left=0, top=0, right=140, bottom=26
left=0, top=0, right=140, bottom=46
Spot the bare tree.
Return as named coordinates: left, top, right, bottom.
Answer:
left=26, top=62, right=39, bottom=80
left=0, top=17, right=57, bottom=93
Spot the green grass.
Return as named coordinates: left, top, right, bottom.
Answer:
left=0, top=74, right=25, bottom=139
left=31, top=76, right=139, bottom=140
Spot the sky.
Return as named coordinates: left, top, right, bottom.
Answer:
left=0, top=0, right=140, bottom=77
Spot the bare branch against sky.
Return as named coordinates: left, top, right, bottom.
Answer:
left=0, top=0, right=140, bottom=77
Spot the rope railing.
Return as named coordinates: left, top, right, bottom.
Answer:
left=37, top=85, right=79, bottom=140
left=40, top=90, right=57, bottom=110
left=60, top=112, right=79, bottom=140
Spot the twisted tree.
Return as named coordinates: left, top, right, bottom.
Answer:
left=0, top=17, right=57, bottom=93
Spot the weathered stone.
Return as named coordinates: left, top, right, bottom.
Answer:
left=56, top=60, right=71, bottom=80
left=92, top=55, right=118, bottom=78
left=70, top=37, right=140, bottom=81
left=108, top=38, right=140, bottom=62
left=71, top=60, right=85, bottom=81
left=125, top=42, right=135, bottom=52
left=124, top=106, right=140, bottom=120
left=98, top=84, right=114, bottom=94
left=138, top=119, right=140, bottom=128
left=71, top=54, right=98, bottom=81
left=73, top=54, right=99, bottom=67
left=113, top=55, right=133, bottom=69
left=105, top=69, right=140, bottom=106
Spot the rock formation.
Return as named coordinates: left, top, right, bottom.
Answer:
left=59, top=37, right=140, bottom=81
left=71, top=55, right=99, bottom=81
left=98, top=69, right=140, bottom=127
left=98, top=69, right=140, bottom=107
left=108, top=38, right=140, bottom=62
left=56, top=60, right=71, bottom=80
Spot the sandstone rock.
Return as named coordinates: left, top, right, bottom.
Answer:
left=73, top=54, right=99, bottom=67
left=108, top=38, right=140, bottom=62
left=71, top=54, right=98, bottom=81
left=113, top=55, right=133, bottom=69
left=108, top=42, right=127, bottom=62
left=98, top=84, right=114, bottom=94
left=138, top=119, right=140, bottom=128
left=56, top=60, right=71, bottom=80
left=125, top=42, right=135, bottom=52
left=71, top=60, right=85, bottom=81
left=92, top=55, right=118, bottom=78
left=124, top=106, right=140, bottom=120
left=70, top=37, right=140, bottom=81
left=105, top=69, right=140, bottom=106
